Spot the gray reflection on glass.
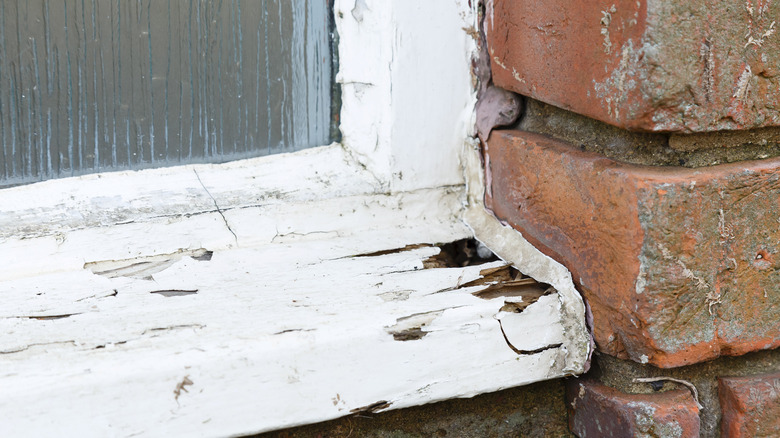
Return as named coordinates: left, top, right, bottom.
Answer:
left=0, top=0, right=332, bottom=187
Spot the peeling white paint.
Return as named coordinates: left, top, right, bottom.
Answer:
left=0, top=1, right=589, bottom=435
left=462, top=138, right=591, bottom=375
left=0, top=173, right=583, bottom=436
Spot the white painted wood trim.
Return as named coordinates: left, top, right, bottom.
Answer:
left=0, top=146, right=590, bottom=436
left=0, top=144, right=379, bottom=280
left=335, top=0, right=477, bottom=192
left=0, top=1, right=590, bottom=436
left=1, top=169, right=586, bottom=436
left=461, top=138, right=592, bottom=375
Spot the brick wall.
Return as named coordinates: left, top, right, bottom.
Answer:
left=479, top=0, right=780, bottom=435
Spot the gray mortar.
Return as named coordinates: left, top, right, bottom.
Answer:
left=588, top=349, right=780, bottom=437
left=517, top=98, right=780, bottom=168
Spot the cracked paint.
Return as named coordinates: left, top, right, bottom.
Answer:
left=86, top=248, right=213, bottom=280
left=194, top=169, right=238, bottom=244
left=386, top=310, right=445, bottom=341
left=0, top=2, right=591, bottom=435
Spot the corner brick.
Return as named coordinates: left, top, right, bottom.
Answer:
left=566, top=379, right=700, bottom=437
left=484, top=130, right=780, bottom=367
left=486, top=0, right=780, bottom=132
left=719, top=372, right=780, bottom=437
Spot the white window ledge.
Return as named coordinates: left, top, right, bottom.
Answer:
left=0, top=1, right=590, bottom=436
left=0, top=144, right=589, bottom=436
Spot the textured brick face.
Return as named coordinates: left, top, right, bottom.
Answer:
left=485, top=130, right=780, bottom=367
left=486, top=0, right=780, bottom=132
left=566, top=379, right=700, bottom=437
left=719, top=372, right=780, bottom=437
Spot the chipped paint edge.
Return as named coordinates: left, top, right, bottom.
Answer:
left=0, top=1, right=592, bottom=435
left=462, top=137, right=592, bottom=375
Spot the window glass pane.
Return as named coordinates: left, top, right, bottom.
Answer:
left=0, top=0, right=333, bottom=187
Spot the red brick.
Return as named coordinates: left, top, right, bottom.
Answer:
left=566, top=379, right=700, bottom=437
left=484, top=130, right=780, bottom=367
left=486, top=0, right=780, bottom=133
left=719, top=372, right=780, bottom=437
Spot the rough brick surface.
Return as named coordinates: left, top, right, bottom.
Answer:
left=486, top=0, right=780, bottom=133
left=484, top=130, right=780, bottom=367
left=719, top=372, right=780, bottom=437
left=566, top=379, right=700, bottom=437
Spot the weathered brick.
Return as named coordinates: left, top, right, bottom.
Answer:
left=484, top=130, right=780, bottom=367
left=566, top=379, right=700, bottom=437
left=719, top=372, right=780, bottom=437
left=486, top=0, right=780, bottom=132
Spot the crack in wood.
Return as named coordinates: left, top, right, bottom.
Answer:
left=273, top=329, right=316, bottom=335
left=498, top=319, right=563, bottom=355
left=349, top=400, right=391, bottom=414
left=93, top=341, right=127, bottom=349
left=1, top=340, right=77, bottom=355
left=349, top=243, right=434, bottom=258
left=422, top=238, right=499, bottom=268
left=11, top=313, right=82, bottom=321
left=469, top=265, right=555, bottom=309
left=425, top=264, right=556, bottom=312
left=193, top=168, right=238, bottom=243
left=271, top=230, right=341, bottom=243
left=149, top=289, right=199, bottom=297
left=143, top=324, right=204, bottom=335
left=75, top=289, right=118, bottom=302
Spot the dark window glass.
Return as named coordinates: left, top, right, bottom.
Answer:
left=0, top=0, right=333, bottom=187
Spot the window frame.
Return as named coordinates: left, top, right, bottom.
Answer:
left=0, top=1, right=590, bottom=435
